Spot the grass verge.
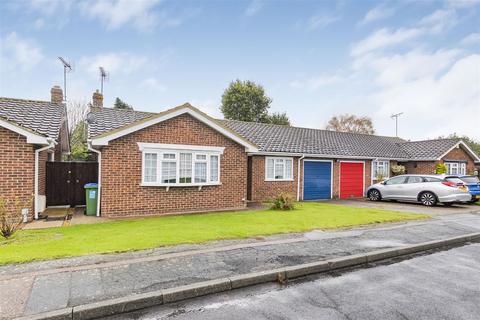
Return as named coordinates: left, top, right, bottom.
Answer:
left=0, top=202, right=429, bottom=265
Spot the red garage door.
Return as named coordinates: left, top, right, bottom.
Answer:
left=340, top=162, right=364, bottom=198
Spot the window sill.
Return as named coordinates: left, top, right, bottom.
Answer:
left=265, top=179, right=294, bottom=182
left=141, top=182, right=222, bottom=187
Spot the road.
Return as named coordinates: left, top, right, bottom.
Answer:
left=109, top=243, right=480, bottom=320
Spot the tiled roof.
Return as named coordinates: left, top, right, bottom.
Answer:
left=220, top=119, right=409, bottom=159
left=88, top=107, right=155, bottom=137
left=0, top=97, right=66, bottom=139
left=86, top=106, right=473, bottom=161
left=398, top=138, right=461, bottom=160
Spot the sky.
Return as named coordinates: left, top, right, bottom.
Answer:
left=0, top=0, right=479, bottom=140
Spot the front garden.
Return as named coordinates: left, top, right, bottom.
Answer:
left=0, top=202, right=429, bottom=265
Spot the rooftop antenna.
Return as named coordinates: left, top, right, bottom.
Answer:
left=99, top=67, right=109, bottom=95
left=58, top=57, right=72, bottom=101
left=391, top=112, right=404, bottom=137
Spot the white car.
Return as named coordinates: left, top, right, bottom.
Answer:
left=366, top=174, right=471, bottom=206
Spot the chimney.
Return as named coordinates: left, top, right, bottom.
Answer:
left=92, top=90, right=103, bottom=108
left=51, top=86, right=63, bottom=104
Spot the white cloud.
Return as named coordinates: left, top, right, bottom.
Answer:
left=351, top=27, right=423, bottom=57
left=139, top=77, right=167, bottom=92
left=79, top=0, right=162, bottom=31
left=461, top=32, right=480, bottom=45
left=418, top=9, right=458, bottom=34
left=445, top=0, right=480, bottom=8
left=372, top=54, right=480, bottom=139
left=307, top=13, right=341, bottom=31
left=290, top=74, right=343, bottom=90
left=27, top=0, right=73, bottom=16
left=359, top=4, right=395, bottom=25
left=0, top=32, right=43, bottom=72
left=79, top=53, right=148, bottom=78
left=245, top=0, right=264, bottom=17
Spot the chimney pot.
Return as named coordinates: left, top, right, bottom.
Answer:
left=92, top=90, right=103, bottom=108
left=51, top=86, right=63, bottom=104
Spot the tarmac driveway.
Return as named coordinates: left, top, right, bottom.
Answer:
left=326, top=198, right=479, bottom=215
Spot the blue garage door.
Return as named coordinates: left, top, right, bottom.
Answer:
left=303, top=161, right=332, bottom=200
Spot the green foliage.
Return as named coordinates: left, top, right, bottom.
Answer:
left=271, top=192, right=296, bottom=210
left=391, top=164, right=406, bottom=176
left=221, top=79, right=290, bottom=125
left=0, top=197, right=26, bottom=239
left=69, top=121, right=90, bottom=161
left=0, top=203, right=428, bottom=264
left=114, top=97, right=133, bottom=110
left=267, top=112, right=291, bottom=125
left=435, top=163, right=447, bottom=174
left=326, top=114, right=375, bottom=134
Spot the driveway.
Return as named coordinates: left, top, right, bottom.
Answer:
left=327, top=198, right=479, bottom=215
left=111, top=243, right=480, bottom=320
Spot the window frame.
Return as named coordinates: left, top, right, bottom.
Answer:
left=445, top=162, right=467, bottom=175
left=372, top=160, right=390, bottom=180
left=139, top=143, right=224, bottom=187
left=265, top=157, right=294, bottom=182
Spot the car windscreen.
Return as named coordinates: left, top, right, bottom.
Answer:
left=459, top=176, right=480, bottom=184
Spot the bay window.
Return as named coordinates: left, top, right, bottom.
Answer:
left=139, top=143, right=223, bottom=186
left=266, top=157, right=294, bottom=181
left=372, top=160, right=390, bottom=180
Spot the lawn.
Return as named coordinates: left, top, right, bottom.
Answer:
left=0, top=202, right=429, bottom=265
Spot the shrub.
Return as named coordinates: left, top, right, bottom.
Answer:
left=435, top=163, right=447, bottom=174
left=375, top=173, right=385, bottom=182
left=271, top=192, right=295, bottom=210
left=391, top=164, right=406, bottom=175
left=0, top=197, right=26, bottom=239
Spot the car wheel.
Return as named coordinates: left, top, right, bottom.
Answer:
left=420, top=192, right=437, bottom=206
left=368, top=189, right=381, bottom=201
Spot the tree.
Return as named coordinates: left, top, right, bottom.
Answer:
left=114, top=97, right=133, bottom=110
left=221, top=80, right=272, bottom=123
left=325, top=114, right=375, bottom=134
left=220, top=79, right=291, bottom=125
left=267, top=112, right=291, bottom=126
left=66, top=100, right=90, bottom=161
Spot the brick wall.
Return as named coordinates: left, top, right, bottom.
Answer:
left=99, top=114, right=248, bottom=217
left=0, top=127, right=35, bottom=221
left=401, top=146, right=477, bottom=175
left=249, top=155, right=301, bottom=202
left=249, top=156, right=372, bottom=202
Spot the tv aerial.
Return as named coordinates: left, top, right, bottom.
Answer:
left=99, top=67, right=109, bottom=95
left=58, top=57, right=73, bottom=101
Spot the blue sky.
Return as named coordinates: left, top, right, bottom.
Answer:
left=1, top=0, right=479, bottom=140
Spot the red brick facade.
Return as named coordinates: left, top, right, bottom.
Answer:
left=0, top=127, right=35, bottom=221
left=99, top=114, right=248, bottom=217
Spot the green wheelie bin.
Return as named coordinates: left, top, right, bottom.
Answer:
left=84, top=183, right=98, bottom=216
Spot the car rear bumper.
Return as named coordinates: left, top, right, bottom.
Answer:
left=439, top=193, right=472, bottom=203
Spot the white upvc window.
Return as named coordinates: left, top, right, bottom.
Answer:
left=445, top=162, right=466, bottom=175
left=139, top=143, right=224, bottom=187
left=265, top=157, right=294, bottom=181
left=372, top=160, right=390, bottom=180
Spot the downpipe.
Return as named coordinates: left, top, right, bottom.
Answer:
left=297, top=154, right=305, bottom=201
left=34, top=139, right=56, bottom=220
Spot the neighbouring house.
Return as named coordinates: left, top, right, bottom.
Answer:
left=0, top=86, right=69, bottom=221
left=87, top=96, right=480, bottom=217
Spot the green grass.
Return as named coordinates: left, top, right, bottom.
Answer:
left=0, top=203, right=429, bottom=265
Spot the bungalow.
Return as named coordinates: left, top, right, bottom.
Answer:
left=87, top=96, right=480, bottom=217
left=0, top=86, right=69, bottom=221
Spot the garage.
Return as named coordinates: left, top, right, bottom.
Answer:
left=339, top=161, right=364, bottom=198
left=303, top=160, right=332, bottom=200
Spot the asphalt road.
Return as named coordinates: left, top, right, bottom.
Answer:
left=109, top=243, right=480, bottom=320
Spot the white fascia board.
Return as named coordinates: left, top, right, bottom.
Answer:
left=0, top=118, right=49, bottom=145
left=90, top=107, right=258, bottom=152
left=138, top=142, right=225, bottom=154
left=439, top=141, right=480, bottom=163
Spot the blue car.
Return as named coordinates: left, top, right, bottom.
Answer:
left=445, top=175, right=480, bottom=204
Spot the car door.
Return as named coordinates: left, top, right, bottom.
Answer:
left=382, top=176, right=407, bottom=199
left=402, top=176, right=425, bottom=201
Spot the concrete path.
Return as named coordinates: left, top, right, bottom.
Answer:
left=2, top=212, right=480, bottom=319
left=117, top=243, right=480, bottom=320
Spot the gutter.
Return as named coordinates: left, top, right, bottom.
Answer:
left=297, top=154, right=305, bottom=201
left=34, top=139, right=56, bottom=219
left=87, top=140, right=102, bottom=217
